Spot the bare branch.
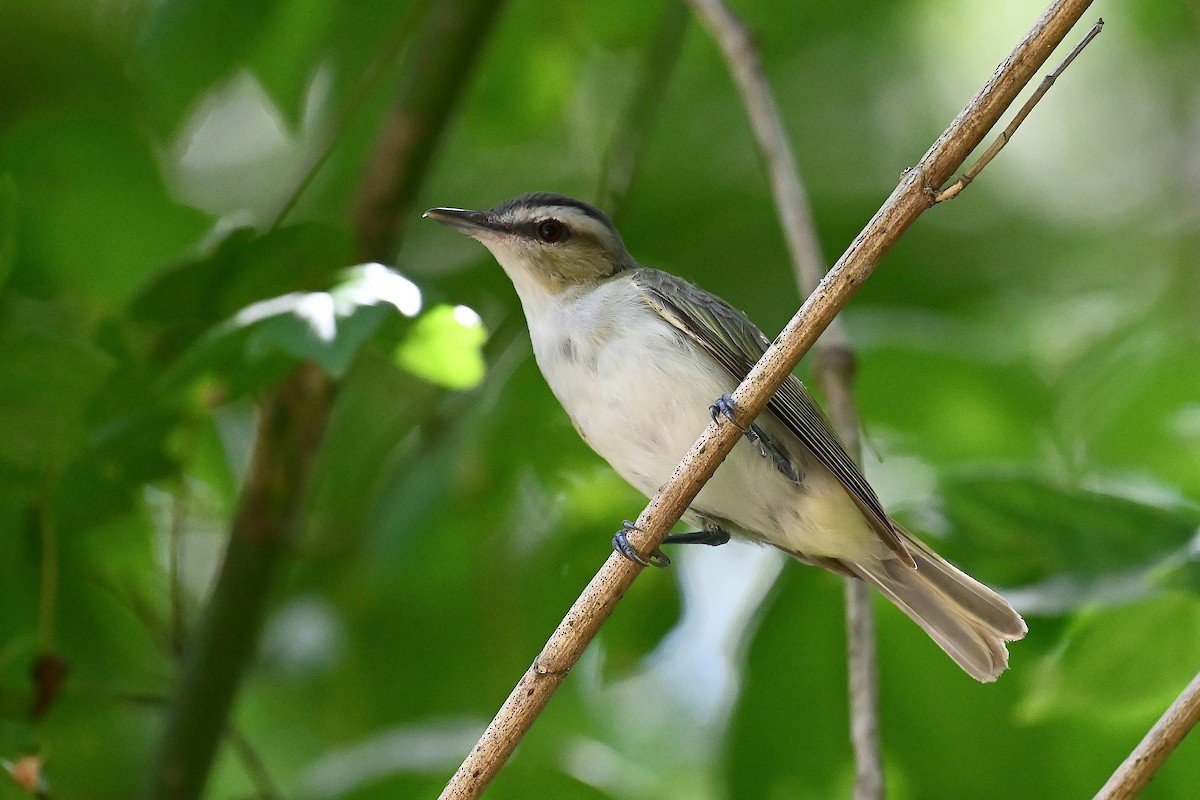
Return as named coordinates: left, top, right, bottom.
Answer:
left=685, top=1, right=882, bottom=795
left=438, top=2, right=1095, bottom=797
left=1094, top=669, right=1200, bottom=800
left=227, top=726, right=284, bottom=800
left=936, top=17, right=1104, bottom=202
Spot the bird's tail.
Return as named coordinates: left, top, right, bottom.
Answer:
left=844, top=529, right=1027, bottom=682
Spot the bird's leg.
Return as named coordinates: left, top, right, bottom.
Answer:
left=612, top=520, right=671, bottom=569
left=710, top=393, right=770, bottom=456
left=663, top=524, right=731, bottom=548
left=613, top=519, right=732, bottom=568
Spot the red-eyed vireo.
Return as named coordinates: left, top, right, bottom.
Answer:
left=425, top=192, right=1026, bottom=681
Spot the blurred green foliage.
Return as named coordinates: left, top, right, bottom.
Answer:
left=2, top=0, right=1199, bottom=798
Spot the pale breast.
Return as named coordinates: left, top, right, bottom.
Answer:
left=522, top=277, right=884, bottom=563
left=527, top=281, right=703, bottom=481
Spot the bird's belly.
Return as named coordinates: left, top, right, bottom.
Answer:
left=534, top=321, right=879, bottom=562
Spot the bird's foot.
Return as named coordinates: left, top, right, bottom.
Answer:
left=709, top=393, right=750, bottom=435
left=711, top=393, right=774, bottom=452
left=709, top=395, right=800, bottom=482
left=613, top=520, right=671, bottom=569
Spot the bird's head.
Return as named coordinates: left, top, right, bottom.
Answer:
left=424, top=193, right=635, bottom=298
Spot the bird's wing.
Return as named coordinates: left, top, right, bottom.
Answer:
left=632, top=268, right=911, bottom=565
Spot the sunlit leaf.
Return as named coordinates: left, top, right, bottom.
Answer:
left=394, top=304, right=487, bottom=390
left=131, top=223, right=353, bottom=358
left=162, top=263, right=422, bottom=389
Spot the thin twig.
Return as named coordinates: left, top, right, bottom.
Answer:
left=685, top=1, right=883, bottom=796
left=817, top=346, right=884, bottom=800
left=1093, top=668, right=1200, bottom=800
left=31, top=492, right=68, bottom=721
left=169, top=474, right=188, bottom=656
left=438, top=2, right=1094, bottom=797
left=266, top=0, right=433, bottom=231
left=227, top=726, right=285, bottom=800
left=35, top=493, right=57, bottom=654
left=936, top=17, right=1104, bottom=202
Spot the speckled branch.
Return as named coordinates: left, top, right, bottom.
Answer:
left=1094, top=669, right=1200, bottom=800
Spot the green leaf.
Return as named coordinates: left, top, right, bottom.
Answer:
left=303, top=348, right=436, bottom=552
left=1018, top=593, right=1200, bottom=725
left=131, top=223, right=354, bottom=359
left=135, top=0, right=279, bottom=135
left=394, top=305, right=487, bottom=390
left=242, top=292, right=392, bottom=378
left=935, top=470, right=1200, bottom=608
left=0, top=174, right=16, bottom=293
left=247, top=0, right=341, bottom=127
left=162, top=262, right=422, bottom=391
left=1, top=110, right=210, bottom=314
left=0, top=297, right=114, bottom=472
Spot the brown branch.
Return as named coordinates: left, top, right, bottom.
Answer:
left=684, top=1, right=883, bottom=796
left=144, top=3, right=504, bottom=798
left=1094, top=669, right=1200, bottom=800
left=438, top=1, right=1095, bottom=797
left=816, top=346, right=884, bottom=800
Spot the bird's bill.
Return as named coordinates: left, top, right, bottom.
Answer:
left=422, top=207, right=504, bottom=238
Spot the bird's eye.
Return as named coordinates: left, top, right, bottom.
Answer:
left=536, top=219, right=566, bottom=243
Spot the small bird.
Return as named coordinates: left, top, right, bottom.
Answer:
left=425, top=192, right=1026, bottom=681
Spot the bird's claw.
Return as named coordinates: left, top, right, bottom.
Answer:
left=708, top=394, right=748, bottom=432
left=613, top=520, right=671, bottom=568
left=711, top=393, right=762, bottom=442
